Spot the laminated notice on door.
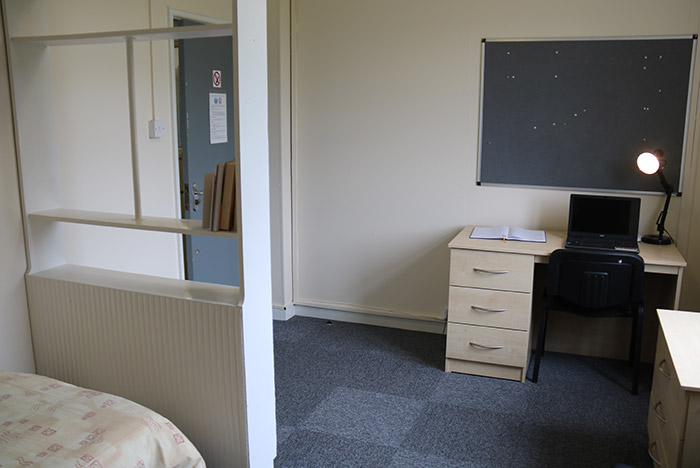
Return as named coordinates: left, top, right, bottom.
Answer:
left=209, top=93, right=227, bottom=144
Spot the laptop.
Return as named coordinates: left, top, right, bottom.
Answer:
left=565, top=194, right=641, bottom=252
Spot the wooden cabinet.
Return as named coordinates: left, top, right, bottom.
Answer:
left=648, top=309, right=700, bottom=468
left=445, top=237, right=534, bottom=382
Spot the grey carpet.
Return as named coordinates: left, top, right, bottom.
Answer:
left=273, top=316, right=652, bottom=468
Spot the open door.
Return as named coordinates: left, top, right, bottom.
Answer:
left=176, top=19, right=239, bottom=286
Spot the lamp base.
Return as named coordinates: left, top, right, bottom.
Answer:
left=641, top=234, right=672, bottom=245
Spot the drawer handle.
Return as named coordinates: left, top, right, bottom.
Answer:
left=469, top=342, right=504, bottom=350
left=653, top=401, right=666, bottom=424
left=658, top=359, right=672, bottom=380
left=648, top=442, right=662, bottom=466
left=471, top=306, right=507, bottom=313
left=473, top=268, right=509, bottom=275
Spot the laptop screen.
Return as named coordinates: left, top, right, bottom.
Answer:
left=567, top=194, right=641, bottom=240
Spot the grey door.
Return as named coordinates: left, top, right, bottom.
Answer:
left=178, top=29, right=239, bottom=286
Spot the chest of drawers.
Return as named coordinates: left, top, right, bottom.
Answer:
left=445, top=245, right=534, bottom=382
left=648, top=309, right=700, bottom=468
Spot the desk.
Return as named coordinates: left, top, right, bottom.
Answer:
left=445, top=226, right=687, bottom=382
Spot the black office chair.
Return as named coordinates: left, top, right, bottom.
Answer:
left=531, top=249, right=645, bottom=394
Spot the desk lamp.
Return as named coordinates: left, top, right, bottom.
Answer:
left=637, top=150, right=673, bottom=245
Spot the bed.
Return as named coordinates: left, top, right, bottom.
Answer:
left=0, top=370, right=205, bottom=467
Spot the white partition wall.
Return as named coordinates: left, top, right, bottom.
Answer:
left=0, top=5, right=34, bottom=373
left=4, top=0, right=275, bottom=466
left=233, top=0, right=276, bottom=464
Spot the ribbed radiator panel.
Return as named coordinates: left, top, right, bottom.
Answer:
left=26, top=274, right=248, bottom=468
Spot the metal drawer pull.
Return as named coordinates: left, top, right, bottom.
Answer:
left=469, top=342, right=504, bottom=350
left=471, top=306, right=507, bottom=313
left=473, top=268, right=509, bottom=274
left=653, top=402, right=666, bottom=424
left=658, top=359, right=672, bottom=380
left=648, top=442, right=662, bottom=466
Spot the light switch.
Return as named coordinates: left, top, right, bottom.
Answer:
left=148, top=120, right=166, bottom=139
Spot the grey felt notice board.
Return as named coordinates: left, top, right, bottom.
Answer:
left=477, top=36, right=696, bottom=193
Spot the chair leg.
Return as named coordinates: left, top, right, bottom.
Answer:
left=532, top=295, right=549, bottom=383
left=628, top=315, right=636, bottom=366
left=631, top=304, right=644, bottom=395
left=540, top=306, right=550, bottom=356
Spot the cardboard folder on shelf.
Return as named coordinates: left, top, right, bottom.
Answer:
left=219, top=160, right=236, bottom=232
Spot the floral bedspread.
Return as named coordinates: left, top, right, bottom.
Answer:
left=0, top=370, right=205, bottom=468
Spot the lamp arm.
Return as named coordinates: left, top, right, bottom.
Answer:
left=656, top=170, right=673, bottom=239
left=657, top=169, right=672, bottom=195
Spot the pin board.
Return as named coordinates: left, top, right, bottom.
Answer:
left=477, top=36, right=696, bottom=193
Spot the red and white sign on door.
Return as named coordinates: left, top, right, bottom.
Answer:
left=212, top=70, right=222, bottom=88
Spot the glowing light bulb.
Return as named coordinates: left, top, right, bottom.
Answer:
left=637, top=152, right=660, bottom=174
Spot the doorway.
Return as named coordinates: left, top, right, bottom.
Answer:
left=174, top=17, right=239, bottom=286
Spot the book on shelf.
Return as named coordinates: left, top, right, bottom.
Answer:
left=201, top=172, right=215, bottom=229
left=219, top=160, right=236, bottom=232
left=470, top=226, right=546, bottom=243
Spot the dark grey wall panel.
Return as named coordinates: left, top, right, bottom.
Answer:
left=478, top=37, right=695, bottom=193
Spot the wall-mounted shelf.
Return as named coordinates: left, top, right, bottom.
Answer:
left=11, top=23, right=233, bottom=46
left=29, top=208, right=237, bottom=238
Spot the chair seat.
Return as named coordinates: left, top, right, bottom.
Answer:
left=549, top=296, right=636, bottom=318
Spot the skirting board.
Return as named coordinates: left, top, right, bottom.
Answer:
left=273, top=303, right=296, bottom=321
left=280, top=303, right=446, bottom=334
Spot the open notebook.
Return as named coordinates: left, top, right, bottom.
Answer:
left=470, top=226, right=546, bottom=243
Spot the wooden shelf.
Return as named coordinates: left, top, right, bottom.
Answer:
left=11, top=23, right=232, bottom=46
left=30, top=264, right=241, bottom=306
left=29, top=208, right=238, bottom=238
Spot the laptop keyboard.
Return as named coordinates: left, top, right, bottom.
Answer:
left=566, top=237, right=639, bottom=252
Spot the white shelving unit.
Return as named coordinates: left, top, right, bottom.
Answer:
left=12, top=22, right=237, bottom=239
left=8, top=21, right=242, bottom=293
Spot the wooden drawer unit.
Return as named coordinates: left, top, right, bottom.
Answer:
left=648, top=393, right=670, bottom=468
left=647, top=310, right=700, bottom=468
left=448, top=286, right=530, bottom=331
left=445, top=235, right=535, bottom=382
left=649, top=390, right=683, bottom=468
left=652, top=329, right=688, bottom=442
left=446, top=323, right=529, bottom=367
left=449, top=249, right=533, bottom=292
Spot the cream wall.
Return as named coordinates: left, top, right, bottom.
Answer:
left=0, top=5, right=34, bottom=372
left=291, top=0, right=700, bottom=321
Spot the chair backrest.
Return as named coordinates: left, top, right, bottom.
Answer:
left=548, top=249, right=644, bottom=310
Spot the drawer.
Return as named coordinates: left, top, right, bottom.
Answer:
left=648, top=404, right=668, bottom=468
left=649, top=390, right=683, bottom=467
left=448, top=286, right=531, bottom=331
left=653, top=330, right=689, bottom=440
left=449, top=249, right=533, bottom=293
left=446, top=322, right=529, bottom=368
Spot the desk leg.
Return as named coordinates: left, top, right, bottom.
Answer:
left=673, top=268, right=684, bottom=309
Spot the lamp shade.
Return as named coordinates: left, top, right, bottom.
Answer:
left=637, top=152, right=660, bottom=175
